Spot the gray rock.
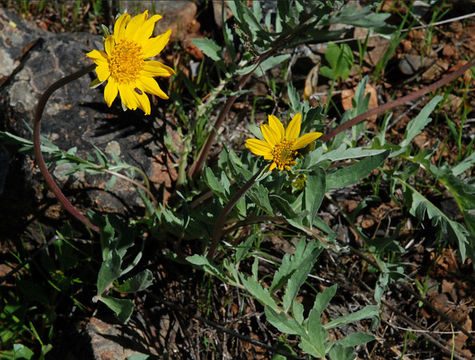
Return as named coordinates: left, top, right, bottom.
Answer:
left=81, top=317, right=153, bottom=360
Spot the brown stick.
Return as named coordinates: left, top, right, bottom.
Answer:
left=34, top=64, right=99, bottom=233
left=320, top=58, right=475, bottom=143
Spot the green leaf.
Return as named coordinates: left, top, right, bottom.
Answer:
left=336, top=332, right=374, bottom=348
left=300, top=308, right=328, bottom=358
left=187, top=255, right=231, bottom=283
left=453, top=151, right=475, bottom=176
left=292, top=300, right=305, bottom=325
left=324, top=305, right=379, bottom=330
left=312, top=284, right=338, bottom=316
left=248, top=184, right=274, bottom=214
left=288, top=83, right=300, bottom=113
left=105, top=175, right=118, bottom=192
left=400, top=178, right=470, bottom=261
left=328, top=5, right=391, bottom=29
left=312, top=144, right=388, bottom=164
left=433, top=165, right=475, bottom=212
left=328, top=344, right=356, bottom=360
left=241, top=276, right=279, bottom=311
left=204, top=167, right=227, bottom=199
left=237, top=54, right=291, bottom=77
left=399, top=96, right=442, bottom=148
left=115, top=270, right=154, bottom=293
left=97, top=249, right=122, bottom=295
left=265, top=307, right=305, bottom=336
left=99, top=296, right=134, bottom=324
left=126, top=355, right=150, bottom=360
left=270, top=239, right=321, bottom=292
left=304, top=168, right=326, bottom=227
left=320, top=43, right=354, bottom=80
left=191, top=38, right=222, bottom=61
left=326, top=150, right=390, bottom=190
left=254, top=54, right=291, bottom=77
left=283, top=245, right=322, bottom=313
left=235, top=234, right=256, bottom=263
left=12, top=344, right=34, bottom=360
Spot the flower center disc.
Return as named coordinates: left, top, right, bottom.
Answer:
left=272, top=141, right=297, bottom=169
left=109, top=40, right=144, bottom=84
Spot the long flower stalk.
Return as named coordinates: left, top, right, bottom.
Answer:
left=34, top=64, right=99, bottom=232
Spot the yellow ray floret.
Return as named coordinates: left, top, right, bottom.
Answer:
left=245, top=113, right=323, bottom=171
left=86, top=10, right=175, bottom=115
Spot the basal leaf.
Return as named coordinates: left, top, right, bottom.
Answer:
left=97, top=249, right=122, bottom=295
left=99, top=296, right=134, bottom=324
left=115, top=270, right=154, bottom=293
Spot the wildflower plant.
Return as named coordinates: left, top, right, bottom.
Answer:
left=1, top=0, right=474, bottom=358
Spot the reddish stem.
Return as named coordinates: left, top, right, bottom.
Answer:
left=320, top=58, right=475, bottom=143
left=34, top=64, right=99, bottom=233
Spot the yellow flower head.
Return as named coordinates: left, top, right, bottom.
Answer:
left=245, top=113, right=323, bottom=171
left=86, top=10, right=175, bottom=115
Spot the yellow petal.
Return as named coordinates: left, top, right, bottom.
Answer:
left=134, top=14, right=162, bottom=43
left=285, top=113, right=302, bottom=141
left=104, top=77, right=118, bottom=107
left=245, top=139, right=273, bottom=156
left=141, top=30, right=172, bottom=58
left=268, top=114, right=284, bottom=140
left=261, top=124, right=279, bottom=146
left=114, top=13, right=131, bottom=41
left=118, top=83, right=138, bottom=110
left=137, top=76, right=168, bottom=99
left=104, top=35, right=114, bottom=55
left=135, top=91, right=151, bottom=115
left=86, top=49, right=108, bottom=64
left=124, top=11, right=148, bottom=39
left=292, top=132, right=323, bottom=150
left=268, top=162, right=277, bottom=171
left=142, top=60, right=175, bottom=77
left=95, top=63, right=111, bottom=82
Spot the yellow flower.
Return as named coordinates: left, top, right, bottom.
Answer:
left=86, top=11, right=175, bottom=115
left=245, top=113, right=323, bottom=171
